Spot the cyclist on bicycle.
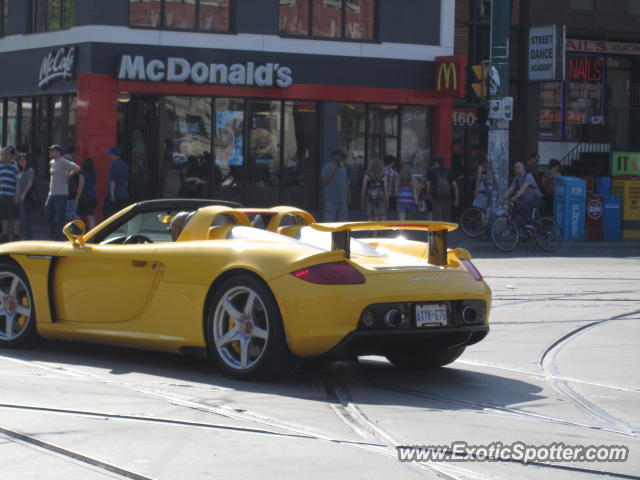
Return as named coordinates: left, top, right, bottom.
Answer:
left=502, top=161, right=543, bottom=226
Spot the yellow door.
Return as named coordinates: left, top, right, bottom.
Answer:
left=52, top=244, right=160, bottom=323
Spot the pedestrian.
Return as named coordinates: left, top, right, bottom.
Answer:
left=541, top=158, right=561, bottom=215
left=361, top=159, right=387, bottom=221
left=45, top=144, right=80, bottom=241
left=77, top=157, right=98, bottom=229
left=426, top=156, right=459, bottom=221
left=383, top=155, right=398, bottom=219
left=472, top=155, right=489, bottom=209
left=395, top=164, right=419, bottom=221
left=0, top=146, right=20, bottom=242
left=65, top=154, right=81, bottom=222
left=16, top=153, right=35, bottom=240
left=322, top=150, right=350, bottom=222
left=104, top=146, right=130, bottom=218
left=525, top=151, right=542, bottom=190
left=502, top=161, right=543, bottom=225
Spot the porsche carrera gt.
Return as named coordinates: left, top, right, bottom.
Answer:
left=0, top=199, right=491, bottom=379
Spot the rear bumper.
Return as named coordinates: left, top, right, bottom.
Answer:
left=324, top=325, right=489, bottom=360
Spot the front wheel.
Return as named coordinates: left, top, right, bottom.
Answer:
left=534, top=216, right=563, bottom=252
left=205, top=274, right=297, bottom=380
left=385, top=345, right=466, bottom=369
left=0, top=263, right=38, bottom=348
left=460, top=207, right=488, bottom=238
left=491, top=216, right=519, bottom=252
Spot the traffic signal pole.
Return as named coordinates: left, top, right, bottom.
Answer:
left=488, top=0, right=512, bottom=206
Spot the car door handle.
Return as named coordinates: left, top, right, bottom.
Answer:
left=131, top=260, right=148, bottom=268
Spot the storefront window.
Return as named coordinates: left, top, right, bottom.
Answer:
left=67, top=96, right=76, bottom=155
left=1, top=0, right=8, bottom=36
left=200, top=0, right=230, bottom=31
left=6, top=99, right=17, bottom=147
left=129, top=0, right=230, bottom=31
left=165, top=0, right=196, bottom=29
left=345, top=0, right=374, bottom=40
left=279, top=0, right=310, bottom=36
left=280, top=0, right=374, bottom=40
left=368, top=104, right=399, bottom=163
left=32, top=0, right=73, bottom=31
left=161, top=96, right=212, bottom=198
left=400, top=106, right=431, bottom=170
left=51, top=97, right=64, bottom=150
left=248, top=100, right=281, bottom=187
left=338, top=103, right=365, bottom=187
left=313, top=0, right=342, bottom=38
left=20, top=98, right=33, bottom=152
left=129, top=0, right=162, bottom=27
left=214, top=97, right=245, bottom=195
left=539, top=82, right=563, bottom=140
left=565, top=54, right=605, bottom=141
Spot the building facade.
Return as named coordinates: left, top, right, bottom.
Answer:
left=0, top=0, right=457, bottom=213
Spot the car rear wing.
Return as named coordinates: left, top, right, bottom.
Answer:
left=310, top=221, right=458, bottom=266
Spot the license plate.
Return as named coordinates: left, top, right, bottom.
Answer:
left=415, top=304, right=447, bottom=327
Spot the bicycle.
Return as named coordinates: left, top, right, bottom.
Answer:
left=460, top=205, right=489, bottom=238
left=490, top=200, right=563, bottom=252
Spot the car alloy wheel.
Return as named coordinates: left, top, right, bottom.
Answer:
left=212, top=285, right=270, bottom=371
left=0, top=264, right=37, bottom=348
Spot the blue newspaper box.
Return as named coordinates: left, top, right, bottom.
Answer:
left=595, top=177, right=611, bottom=195
left=553, top=176, right=586, bottom=241
left=602, top=195, right=622, bottom=241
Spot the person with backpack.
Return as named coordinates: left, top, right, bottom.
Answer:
left=361, top=159, right=387, bottom=221
left=426, top=156, right=459, bottom=221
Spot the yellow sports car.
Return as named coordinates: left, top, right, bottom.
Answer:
left=0, top=199, right=491, bottom=379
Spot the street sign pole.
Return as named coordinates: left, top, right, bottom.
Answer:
left=488, top=0, right=512, bottom=210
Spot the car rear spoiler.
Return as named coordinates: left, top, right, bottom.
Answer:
left=310, top=221, right=458, bottom=266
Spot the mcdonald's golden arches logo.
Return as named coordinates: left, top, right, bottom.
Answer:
left=437, top=62, right=458, bottom=90
left=434, top=56, right=466, bottom=97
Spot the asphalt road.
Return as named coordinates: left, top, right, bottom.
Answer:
left=1, top=246, right=639, bottom=479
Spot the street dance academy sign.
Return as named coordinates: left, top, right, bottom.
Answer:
left=117, top=55, right=294, bottom=88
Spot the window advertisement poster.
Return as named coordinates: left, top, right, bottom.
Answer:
left=215, top=110, right=244, bottom=167
left=539, top=82, right=563, bottom=139
left=565, top=54, right=605, bottom=130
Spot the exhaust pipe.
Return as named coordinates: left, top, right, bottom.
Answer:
left=462, top=306, right=478, bottom=324
left=384, top=309, right=402, bottom=328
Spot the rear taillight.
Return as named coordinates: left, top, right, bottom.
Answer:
left=461, top=259, right=483, bottom=281
left=291, top=261, right=365, bottom=285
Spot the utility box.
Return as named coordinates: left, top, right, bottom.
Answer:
left=602, top=195, right=622, bottom=241
left=595, top=177, right=611, bottom=195
left=612, top=178, right=640, bottom=239
left=553, top=176, right=586, bottom=241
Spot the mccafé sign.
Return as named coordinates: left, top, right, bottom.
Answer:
left=434, top=56, right=465, bottom=97
left=39, top=46, right=76, bottom=88
left=117, top=55, right=293, bottom=88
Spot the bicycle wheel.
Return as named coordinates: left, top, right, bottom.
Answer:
left=534, top=216, right=563, bottom=252
left=460, top=207, right=488, bottom=238
left=491, top=215, right=519, bottom=252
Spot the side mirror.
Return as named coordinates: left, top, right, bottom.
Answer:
left=63, top=220, right=86, bottom=247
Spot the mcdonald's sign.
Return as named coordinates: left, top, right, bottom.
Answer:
left=435, top=56, right=466, bottom=97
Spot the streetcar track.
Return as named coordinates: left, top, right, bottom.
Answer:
left=327, top=364, right=640, bottom=480
left=0, top=426, right=155, bottom=480
left=539, top=309, right=640, bottom=436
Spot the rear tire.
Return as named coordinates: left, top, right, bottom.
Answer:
left=534, top=216, right=563, bottom=252
left=460, top=207, right=488, bottom=238
left=205, top=274, right=298, bottom=380
left=491, top=216, right=519, bottom=252
left=0, top=262, right=38, bottom=349
left=385, top=345, right=466, bottom=369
